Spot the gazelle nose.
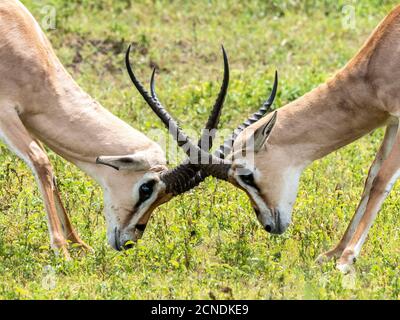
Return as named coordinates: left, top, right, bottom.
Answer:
left=265, top=225, right=273, bottom=233
left=122, top=242, right=134, bottom=250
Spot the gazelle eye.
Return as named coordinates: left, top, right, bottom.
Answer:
left=239, top=173, right=259, bottom=191
left=139, top=180, right=156, bottom=202
left=240, top=173, right=254, bottom=185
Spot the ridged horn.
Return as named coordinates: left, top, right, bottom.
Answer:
left=150, top=46, right=230, bottom=151
left=126, top=44, right=231, bottom=195
left=183, top=71, right=278, bottom=191
left=215, top=70, right=278, bottom=159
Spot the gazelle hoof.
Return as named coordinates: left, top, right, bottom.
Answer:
left=336, top=262, right=355, bottom=274
left=337, top=249, right=357, bottom=274
left=315, top=248, right=343, bottom=265
left=315, top=253, right=334, bottom=265
left=73, top=241, right=94, bottom=253
left=58, top=246, right=72, bottom=261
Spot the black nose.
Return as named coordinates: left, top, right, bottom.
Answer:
left=122, top=242, right=134, bottom=250
left=265, top=225, right=272, bottom=233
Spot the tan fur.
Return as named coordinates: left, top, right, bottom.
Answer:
left=0, top=1, right=167, bottom=255
left=230, top=5, right=400, bottom=271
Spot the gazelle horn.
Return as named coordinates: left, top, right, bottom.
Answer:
left=126, top=45, right=231, bottom=195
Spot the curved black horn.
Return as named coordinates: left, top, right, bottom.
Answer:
left=126, top=44, right=231, bottom=195
left=181, top=71, right=279, bottom=192
left=150, top=45, right=230, bottom=151
left=215, top=70, right=278, bottom=159
left=198, top=45, right=229, bottom=150
left=126, top=45, right=191, bottom=151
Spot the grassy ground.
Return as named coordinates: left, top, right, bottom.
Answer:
left=0, top=0, right=399, bottom=299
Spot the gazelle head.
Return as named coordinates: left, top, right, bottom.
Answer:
left=95, top=149, right=170, bottom=251
left=205, top=73, right=302, bottom=235
left=96, top=46, right=231, bottom=250
left=205, top=74, right=297, bottom=235
left=226, top=112, right=302, bottom=235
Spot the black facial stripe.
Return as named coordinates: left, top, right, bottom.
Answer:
left=239, top=173, right=260, bottom=192
left=136, top=224, right=147, bottom=232
left=119, top=157, right=135, bottom=163
left=114, top=227, right=121, bottom=251
left=252, top=184, right=261, bottom=193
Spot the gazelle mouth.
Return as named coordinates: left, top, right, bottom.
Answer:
left=271, top=209, right=287, bottom=235
left=113, top=227, right=139, bottom=251
left=256, top=208, right=287, bottom=235
left=114, top=227, right=122, bottom=251
left=253, top=207, right=260, bottom=217
left=275, top=209, right=282, bottom=233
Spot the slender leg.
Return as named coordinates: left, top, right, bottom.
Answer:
left=337, top=130, right=400, bottom=273
left=316, top=122, right=399, bottom=264
left=0, top=107, right=69, bottom=258
left=52, top=176, right=93, bottom=252
left=34, top=140, right=92, bottom=251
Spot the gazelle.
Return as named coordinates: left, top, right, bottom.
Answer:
left=1, top=0, right=277, bottom=257
left=0, top=0, right=237, bottom=257
left=149, top=5, right=400, bottom=273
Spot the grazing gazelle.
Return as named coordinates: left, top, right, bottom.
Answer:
left=0, top=0, right=240, bottom=256
left=145, top=5, right=400, bottom=272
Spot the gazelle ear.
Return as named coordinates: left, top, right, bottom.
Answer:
left=96, top=152, right=152, bottom=171
left=253, top=111, right=278, bottom=152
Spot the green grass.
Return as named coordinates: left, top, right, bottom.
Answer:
left=0, top=0, right=400, bottom=299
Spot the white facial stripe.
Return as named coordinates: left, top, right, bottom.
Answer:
left=249, top=192, right=272, bottom=226
left=234, top=167, right=271, bottom=226
left=104, top=192, right=119, bottom=248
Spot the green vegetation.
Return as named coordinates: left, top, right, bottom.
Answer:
left=0, top=0, right=399, bottom=299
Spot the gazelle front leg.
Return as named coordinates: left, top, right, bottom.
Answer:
left=0, top=106, right=69, bottom=258
left=52, top=177, right=93, bottom=252
left=34, top=140, right=92, bottom=251
left=317, top=121, right=399, bottom=264
left=337, top=127, right=400, bottom=273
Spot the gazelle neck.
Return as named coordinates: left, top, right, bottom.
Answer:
left=2, top=0, right=166, bottom=189
left=23, top=58, right=163, bottom=164
left=269, top=70, right=389, bottom=167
